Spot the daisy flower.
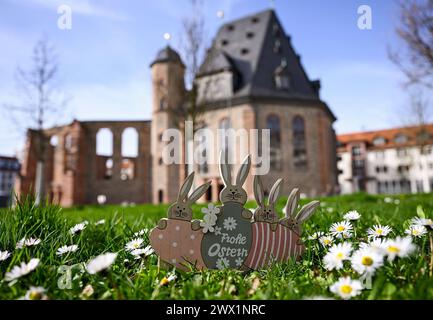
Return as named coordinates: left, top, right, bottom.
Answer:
left=351, top=248, right=384, bottom=275
left=223, top=217, right=237, bottom=231
left=383, top=237, right=416, bottom=262
left=125, top=238, right=144, bottom=252
left=323, top=242, right=353, bottom=271
left=319, top=235, right=334, bottom=247
left=343, top=210, right=361, bottom=221
left=16, top=237, right=42, bottom=249
left=384, top=197, right=393, bottom=203
left=405, top=225, right=428, bottom=238
left=367, top=224, right=392, bottom=239
left=0, top=250, right=11, bottom=262
left=95, top=219, right=105, bottom=226
left=69, top=222, right=88, bottom=235
left=134, top=228, right=149, bottom=237
left=308, top=231, right=324, bottom=240
left=5, top=258, right=40, bottom=282
left=86, top=252, right=117, bottom=274
left=21, top=286, right=48, bottom=300
left=411, top=217, right=433, bottom=230
left=330, top=276, right=363, bottom=300
left=130, top=245, right=154, bottom=259
left=56, top=245, right=79, bottom=256
left=160, top=272, right=177, bottom=286
left=359, top=238, right=387, bottom=253
left=329, top=221, right=353, bottom=239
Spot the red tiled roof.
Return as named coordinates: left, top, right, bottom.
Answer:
left=337, top=124, right=433, bottom=151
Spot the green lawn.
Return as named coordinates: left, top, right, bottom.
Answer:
left=1, top=193, right=433, bottom=300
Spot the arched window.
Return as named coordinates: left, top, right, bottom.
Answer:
left=266, top=115, right=281, bottom=148
left=196, top=125, right=209, bottom=174
left=64, top=133, right=76, bottom=172
left=121, top=128, right=139, bottom=158
left=158, top=190, right=164, bottom=204
left=266, top=115, right=281, bottom=170
left=373, top=136, right=386, bottom=146
left=293, top=116, right=307, bottom=168
left=394, top=134, right=408, bottom=144
left=96, top=128, right=113, bottom=179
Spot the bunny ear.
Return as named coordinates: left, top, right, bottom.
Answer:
left=296, top=200, right=320, bottom=223
left=235, top=154, right=251, bottom=186
left=219, top=150, right=232, bottom=186
left=253, top=175, right=265, bottom=207
left=283, top=188, right=300, bottom=218
left=268, top=178, right=283, bottom=207
left=178, top=172, right=195, bottom=202
left=188, top=181, right=212, bottom=203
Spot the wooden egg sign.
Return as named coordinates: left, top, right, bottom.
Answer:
left=149, top=152, right=320, bottom=271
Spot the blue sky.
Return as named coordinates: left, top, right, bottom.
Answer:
left=0, top=0, right=420, bottom=156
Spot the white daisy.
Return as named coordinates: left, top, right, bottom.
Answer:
left=405, top=225, right=428, bottom=238
left=201, top=203, right=220, bottom=216
left=330, top=276, right=363, bottom=300
left=16, top=237, right=42, bottom=249
left=214, top=226, right=222, bottom=236
left=86, top=252, right=118, bottom=274
left=56, top=245, right=79, bottom=256
left=130, top=245, right=154, bottom=259
left=69, top=222, right=88, bottom=235
left=323, top=242, right=353, bottom=271
left=329, top=221, right=353, bottom=239
left=95, top=219, right=105, bottom=226
left=308, top=231, right=324, bottom=240
left=384, top=197, right=393, bottom=203
left=216, top=257, right=230, bottom=269
left=160, top=272, right=177, bottom=285
left=5, top=258, right=40, bottom=282
left=343, top=210, right=361, bottom=221
left=235, top=257, right=243, bottom=267
left=223, top=217, right=237, bottom=231
left=351, top=248, right=384, bottom=275
left=411, top=217, right=433, bottom=230
left=22, top=286, right=47, bottom=300
left=359, top=238, right=387, bottom=253
left=383, top=237, right=416, bottom=262
left=134, top=228, right=149, bottom=237
left=367, top=224, right=392, bottom=239
left=125, top=238, right=144, bottom=252
left=0, top=250, right=11, bottom=262
left=319, top=235, right=334, bottom=247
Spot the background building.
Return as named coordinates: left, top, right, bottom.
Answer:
left=0, top=156, right=20, bottom=207
left=337, top=124, right=433, bottom=195
left=16, top=9, right=338, bottom=206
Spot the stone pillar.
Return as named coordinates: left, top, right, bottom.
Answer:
left=112, top=127, right=123, bottom=181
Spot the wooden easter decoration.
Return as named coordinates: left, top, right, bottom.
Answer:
left=244, top=176, right=320, bottom=270
left=200, top=152, right=253, bottom=270
left=149, top=172, right=211, bottom=271
left=149, top=152, right=320, bottom=271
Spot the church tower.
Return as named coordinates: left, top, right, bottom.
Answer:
left=150, top=46, right=186, bottom=203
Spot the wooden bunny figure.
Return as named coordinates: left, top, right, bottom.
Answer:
left=150, top=172, right=211, bottom=271
left=244, top=176, right=288, bottom=270
left=279, top=188, right=320, bottom=257
left=200, top=152, right=253, bottom=270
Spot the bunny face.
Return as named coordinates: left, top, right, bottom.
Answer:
left=168, top=202, right=193, bottom=221
left=220, top=185, right=247, bottom=205
left=253, top=176, right=283, bottom=225
left=218, top=152, right=251, bottom=205
left=254, top=206, right=279, bottom=224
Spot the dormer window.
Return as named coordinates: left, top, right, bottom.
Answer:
left=273, top=39, right=281, bottom=53
left=373, top=137, right=386, bottom=146
left=394, top=134, right=408, bottom=144
left=274, top=59, right=290, bottom=90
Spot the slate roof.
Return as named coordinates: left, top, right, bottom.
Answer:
left=198, top=9, right=321, bottom=101
left=150, top=46, right=184, bottom=67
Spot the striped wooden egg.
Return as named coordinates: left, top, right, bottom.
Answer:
left=149, top=219, right=206, bottom=272
left=243, top=222, right=304, bottom=270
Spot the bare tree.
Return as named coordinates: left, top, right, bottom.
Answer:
left=389, top=0, right=433, bottom=89
left=3, top=38, right=67, bottom=205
